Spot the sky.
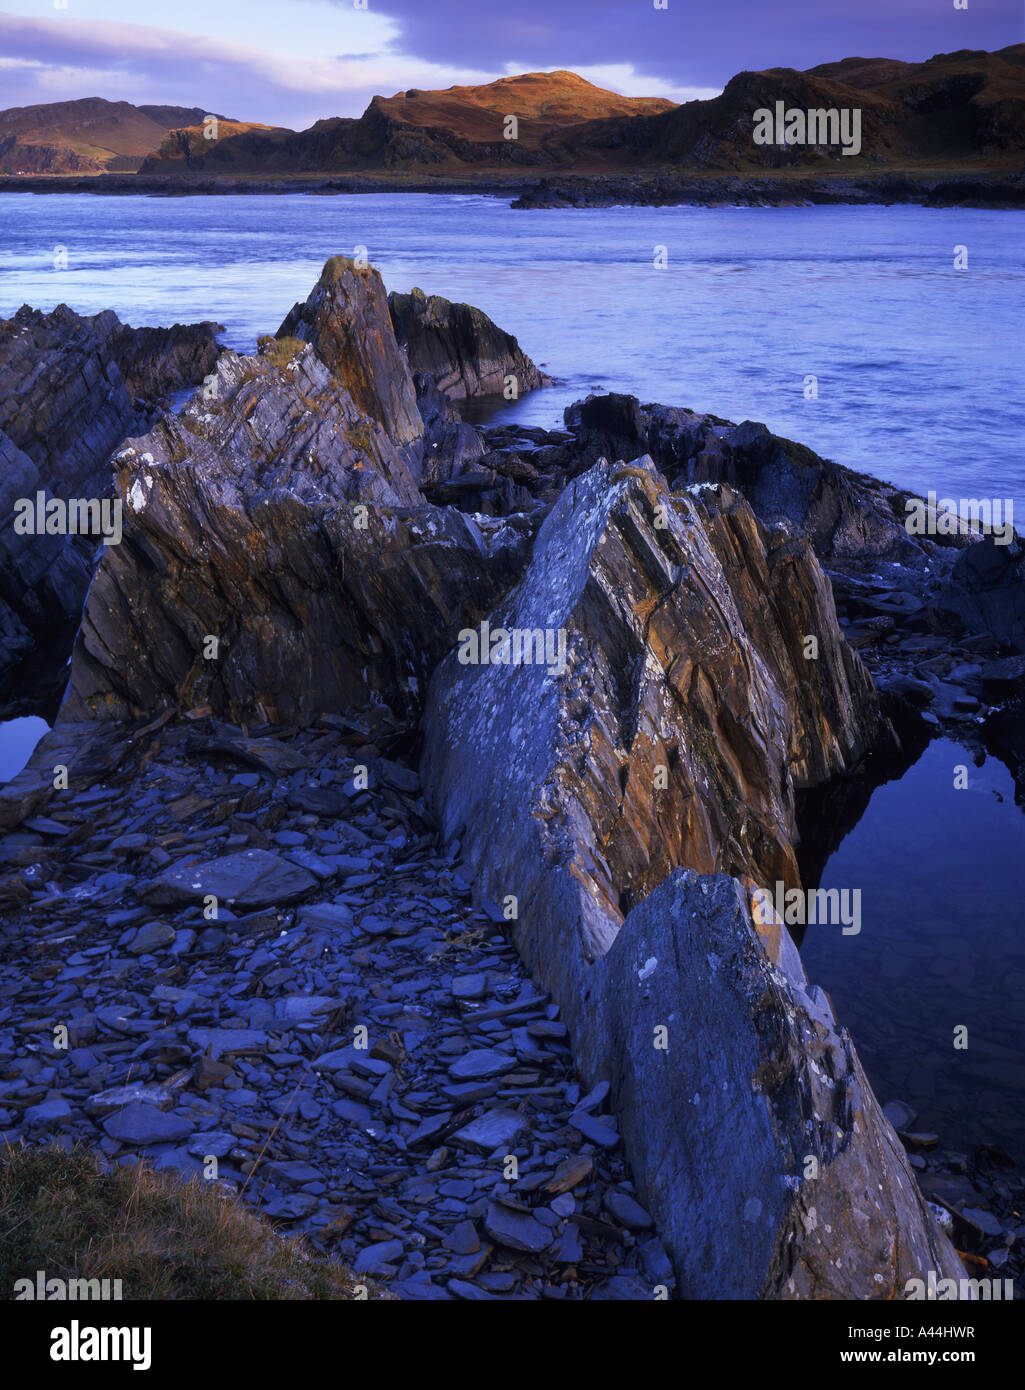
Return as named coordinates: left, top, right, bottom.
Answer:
left=0, top=0, right=1020, bottom=128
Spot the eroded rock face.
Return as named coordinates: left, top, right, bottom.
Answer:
left=423, top=455, right=890, bottom=973
left=389, top=286, right=550, bottom=400
left=64, top=345, right=529, bottom=725
left=419, top=454, right=956, bottom=1297
left=565, top=393, right=978, bottom=563
left=277, top=257, right=424, bottom=465
left=0, top=304, right=221, bottom=493
left=0, top=303, right=222, bottom=713
left=584, top=870, right=965, bottom=1298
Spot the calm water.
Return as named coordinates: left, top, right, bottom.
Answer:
left=801, top=739, right=1025, bottom=1161
left=0, top=716, right=48, bottom=782
left=1, top=192, right=1023, bottom=511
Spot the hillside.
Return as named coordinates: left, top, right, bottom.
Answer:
left=148, top=47, right=1025, bottom=179
left=0, top=98, right=232, bottom=174
left=611, top=43, right=1025, bottom=170
left=137, top=70, right=679, bottom=174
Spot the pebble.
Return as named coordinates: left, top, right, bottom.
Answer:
left=0, top=719, right=660, bottom=1300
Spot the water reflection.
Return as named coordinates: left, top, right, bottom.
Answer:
left=798, top=737, right=1025, bottom=1160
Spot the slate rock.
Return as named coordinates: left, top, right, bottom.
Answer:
left=483, top=1201, right=554, bottom=1254
left=102, top=1102, right=193, bottom=1145
left=141, top=849, right=316, bottom=908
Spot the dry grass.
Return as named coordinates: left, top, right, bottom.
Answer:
left=1, top=1144, right=383, bottom=1300
left=257, top=334, right=307, bottom=368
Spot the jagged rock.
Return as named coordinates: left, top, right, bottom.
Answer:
left=63, top=263, right=546, bottom=725
left=582, top=870, right=966, bottom=1297
left=63, top=348, right=529, bottom=723
left=412, top=372, right=488, bottom=485
left=0, top=303, right=221, bottom=714
left=277, top=256, right=423, bottom=465
left=564, top=393, right=978, bottom=563
left=424, top=455, right=890, bottom=972
left=389, top=286, right=550, bottom=400
left=418, top=453, right=954, bottom=1296
left=0, top=303, right=221, bottom=494
left=0, top=720, right=124, bottom=829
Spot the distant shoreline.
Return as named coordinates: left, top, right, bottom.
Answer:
left=2, top=169, right=1024, bottom=209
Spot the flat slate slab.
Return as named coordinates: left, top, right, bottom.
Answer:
left=448, top=1048, right=515, bottom=1081
left=140, top=848, right=316, bottom=908
left=452, top=1109, right=527, bottom=1154
left=102, top=1102, right=193, bottom=1146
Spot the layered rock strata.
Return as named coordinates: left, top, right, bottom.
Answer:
left=421, top=454, right=962, bottom=1296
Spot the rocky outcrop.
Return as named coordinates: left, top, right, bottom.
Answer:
left=419, top=454, right=963, bottom=1296
left=277, top=257, right=423, bottom=467
left=936, top=534, right=1025, bottom=652
left=0, top=304, right=222, bottom=714
left=389, top=287, right=550, bottom=400
left=565, top=392, right=978, bottom=564
left=0, top=304, right=221, bottom=490
left=64, top=343, right=529, bottom=726
left=410, top=372, right=488, bottom=487
left=583, top=870, right=966, bottom=1297
left=423, top=455, right=891, bottom=956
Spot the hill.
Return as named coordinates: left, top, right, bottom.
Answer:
left=610, top=44, right=1025, bottom=170
left=137, top=70, right=678, bottom=174
left=0, top=98, right=233, bottom=174
left=16, top=49, right=1025, bottom=181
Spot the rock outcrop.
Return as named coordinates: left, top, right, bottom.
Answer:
left=582, top=870, right=966, bottom=1297
left=64, top=342, right=529, bottom=726
left=423, top=455, right=891, bottom=960
left=419, top=453, right=962, bottom=1295
left=936, top=534, right=1025, bottom=652
left=389, top=287, right=550, bottom=400
left=565, top=392, right=978, bottom=563
left=0, top=304, right=222, bottom=714
left=277, top=257, right=424, bottom=469
left=4, top=259, right=993, bottom=1302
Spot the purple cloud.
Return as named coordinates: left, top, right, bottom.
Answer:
left=367, top=0, right=1023, bottom=88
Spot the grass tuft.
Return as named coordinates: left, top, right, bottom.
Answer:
left=1, top=1144, right=383, bottom=1301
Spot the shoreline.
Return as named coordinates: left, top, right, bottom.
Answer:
left=2, top=169, right=1025, bottom=209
